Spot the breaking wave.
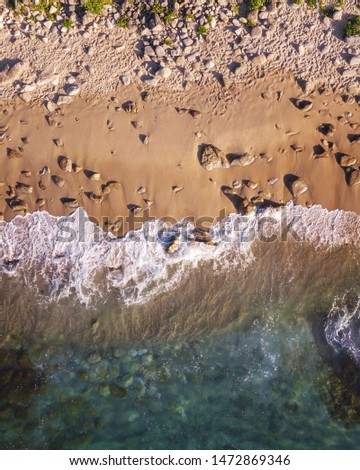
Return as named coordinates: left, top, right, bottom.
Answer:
left=0, top=203, right=360, bottom=306
left=325, top=296, right=360, bottom=366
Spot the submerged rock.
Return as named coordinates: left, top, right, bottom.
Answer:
left=110, top=383, right=127, bottom=399
left=87, top=352, right=102, bottom=365
left=200, top=144, right=230, bottom=170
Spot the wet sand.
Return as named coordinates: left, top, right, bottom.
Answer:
left=1, top=72, right=359, bottom=235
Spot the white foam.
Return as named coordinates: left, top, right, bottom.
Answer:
left=1, top=203, right=360, bottom=306
left=325, top=295, right=360, bottom=365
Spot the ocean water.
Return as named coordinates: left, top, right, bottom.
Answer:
left=1, top=204, right=360, bottom=449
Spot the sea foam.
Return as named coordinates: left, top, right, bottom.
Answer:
left=0, top=203, right=360, bottom=306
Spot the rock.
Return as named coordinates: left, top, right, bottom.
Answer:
left=72, top=163, right=83, bottom=174
left=155, top=45, right=166, bottom=57
left=291, top=144, right=304, bottom=153
left=58, top=156, right=72, bottom=172
left=298, top=44, right=305, bottom=56
left=89, top=193, right=103, bottom=204
left=245, top=180, right=258, bottom=190
left=121, top=74, right=131, bottom=86
left=332, top=10, right=342, bottom=21
left=156, top=67, right=172, bottom=79
left=7, top=148, right=23, bottom=159
left=251, top=54, right=266, bottom=66
left=293, top=99, right=313, bottom=112
left=103, top=181, right=120, bottom=194
left=37, top=74, right=59, bottom=87
left=145, top=77, right=159, bottom=87
left=9, top=198, right=28, bottom=213
left=349, top=56, right=360, bottom=67
left=200, top=145, right=230, bottom=171
left=87, top=352, right=101, bottom=364
left=340, top=155, right=357, bottom=167
left=110, top=383, right=127, bottom=399
left=323, top=16, right=331, bottom=28
left=36, top=198, right=46, bottom=208
left=290, top=178, right=308, bottom=197
left=189, top=109, right=201, bottom=119
left=172, top=185, right=183, bottom=193
left=137, top=186, right=147, bottom=194
left=251, top=26, right=262, bottom=39
left=230, top=153, right=257, bottom=167
left=87, top=171, right=100, bottom=182
left=123, top=101, right=138, bottom=114
left=46, top=101, right=57, bottom=113
left=342, top=69, right=356, bottom=78
left=122, top=373, right=134, bottom=388
left=167, top=238, right=181, bottom=254
left=15, top=182, right=33, bottom=194
left=62, top=198, right=79, bottom=209
left=0, top=61, right=22, bottom=84
left=40, top=166, right=50, bottom=176
left=349, top=170, right=360, bottom=187
left=350, top=134, right=360, bottom=145
left=19, top=92, right=32, bottom=103
left=205, top=60, right=215, bottom=69
left=56, top=95, right=73, bottom=105
left=54, top=139, right=63, bottom=148
left=317, top=123, right=335, bottom=137
left=313, top=145, right=328, bottom=158
left=51, top=175, right=65, bottom=188
left=98, top=383, right=110, bottom=397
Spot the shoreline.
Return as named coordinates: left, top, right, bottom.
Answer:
left=1, top=72, right=360, bottom=237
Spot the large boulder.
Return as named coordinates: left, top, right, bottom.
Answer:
left=200, top=145, right=230, bottom=171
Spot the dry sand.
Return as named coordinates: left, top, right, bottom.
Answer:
left=1, top=71, right=359, bottom=235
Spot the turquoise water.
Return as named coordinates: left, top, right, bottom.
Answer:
left=1, top=206, right=360, bottom=449
left=1, top=298, right=360, bottom=450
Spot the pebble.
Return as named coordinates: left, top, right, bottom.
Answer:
left=121, top=74, right=131, bottom=86
left=251, top=54, right=266, bottom=67
left=19, top=92, right=32, bottom=103
left=56, top=95, right=73, bottom=105
left=332, top=10, right=342, bottom=21
left=156, top=67, right=172, bottom=79
left=155, top=45, right=165, bottom=57
left=349, top=56, right=360, bottom=67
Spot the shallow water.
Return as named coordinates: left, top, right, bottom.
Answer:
left=1, top=205, right=360, bottom=449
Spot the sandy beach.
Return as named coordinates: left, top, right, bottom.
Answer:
left=1, top=0, right=360, bottom=453
left=1, top=72, right=359, bottom=235
left=1, top=0, right=359, bottom=236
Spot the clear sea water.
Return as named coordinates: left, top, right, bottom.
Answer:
left=1, top=205, right=360, bottom=449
